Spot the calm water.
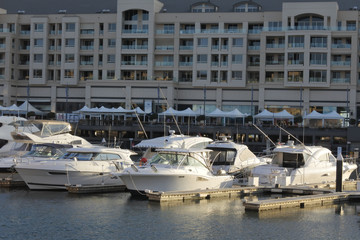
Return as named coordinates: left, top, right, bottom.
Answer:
left=0, top=189, right=360, bottom=240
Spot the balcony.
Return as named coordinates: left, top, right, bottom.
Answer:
left=179, top=46, right=193, bottom=50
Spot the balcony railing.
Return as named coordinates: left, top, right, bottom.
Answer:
left=331, top=61, right=350, bottom=66
left=155, top=61, right=174, bottom=66
left=179, top=62, right=193, bottom=66
left=266, top=43, right=285, bottom=48
left=155, top=45, right=174, bottom=50
left=331, top=44, right=351, bottom=49
left=331, top=78, right=350, bottom=83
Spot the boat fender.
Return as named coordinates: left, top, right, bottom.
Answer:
left=139, top=157, right=147, bottom=166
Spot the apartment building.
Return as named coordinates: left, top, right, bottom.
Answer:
left=0, top=0, right=359, bottom=121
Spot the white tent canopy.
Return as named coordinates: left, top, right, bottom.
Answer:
left=304, top=110, right=344, bottom=127
left=253, top=109, right=274, bottom=121
left=207, top=108, right=226, bottom=117
left=323, top=111, right=345, bottom=120
left=273, top=110, right=294, bottom=121
left=18, top=101, right=44, bottom=115
left=303, top=110, right=324, bottom=119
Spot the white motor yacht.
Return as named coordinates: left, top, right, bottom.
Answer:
left=0, top=143, right=73, bottom=181
left=0, top=120, right=92, bottom=182
left=15, top=147, right=136, bottom=190
left=206, top=138, right=271, bottom=178
left=134, top=130, right=213, bottom=162
left=118, top=148, right=234, bottom=196
left=251, top=140, right=358, bottom=185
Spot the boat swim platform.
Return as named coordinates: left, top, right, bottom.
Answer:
left=66, top=184, right=127, bottom=194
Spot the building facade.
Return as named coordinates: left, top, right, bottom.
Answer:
left=0, top=0, right=359, bottom=121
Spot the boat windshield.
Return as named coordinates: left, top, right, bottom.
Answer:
left=23, top=145, right=67, bottom=158
left=60, top=152, right=93, bottom=161
left=149, top=152, right=204, bottom=167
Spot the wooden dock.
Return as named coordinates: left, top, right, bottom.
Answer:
left=244, top=192, right=360, bottom=212
left=66, top=184, right=126, bottom=194
left=146, top=187, right=263, bottom=202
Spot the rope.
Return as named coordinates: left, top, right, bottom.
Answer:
left=127, top=170, right=147, bottom=196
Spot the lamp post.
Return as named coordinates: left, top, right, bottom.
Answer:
left=26, top=76, right=29, bottom=118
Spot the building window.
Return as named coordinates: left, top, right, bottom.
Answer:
left=232, top=54, right=243, bottom=64
left=107, top=70, right=115, bottom=79
left=124, top=10, right=138, bottom=21
left=232, top=71, right=242, bottom=80
left=232, top=38, right=243, bottom=47
left=64, top=69, right=74, bottom=78
left=108, top=39, right=116, bottom=48
left=346, top=21, right=356, bottom=31
left=66, top=23, right=76, bottom=32
left=34, top=38, right=43, bottom=47
left=268, top=21, right=282, bottom=31
left=310, top=53, right=327, bottom=65
left=288, top=36, right=304, bottom=48
left=197, top=70, right=207, bottom=80
left=65, top=54, right=75, bottom=63
left=33, top=69, right=42, bottom=78
left=142, top=10, right=149, bottom=21
left=107, top=54, right=115, bottom=63
left=310, top=70, right=327, bottom=83
left=197, top=54, right=207, bottom=63
left=310, top=37, right=327, bottom=48
left=197, top=38, right=208, bottom=47
left=288, top=71, right=303, bottom=82
left=65, top=38, right=75, bottom=47
left=34, top=23, right=44, bottom=32
left=33, top=54, right=43, bottom=63
left=288, top=53, right=304, bottom=65
left=108, top=23, right=116, bottom=32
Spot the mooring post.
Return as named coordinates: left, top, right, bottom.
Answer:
left=336, top=147, right=343, bottom=192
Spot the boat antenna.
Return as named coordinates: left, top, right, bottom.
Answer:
left=275, top=124, right=305, bottom=146
left=132, top=103, right=148, bottom=139
left=158, top=87, right=183, bottom=136
left=252, top=123, right=276, bottom=147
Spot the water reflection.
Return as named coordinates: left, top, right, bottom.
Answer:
left=0, top=190, right=360, bottom=240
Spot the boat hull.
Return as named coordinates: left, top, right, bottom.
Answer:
left=16, top=167, right=125, bottom=190
left=120, top=171, right=234, bottom=195
left=252, top=163, right=357, bottom=185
